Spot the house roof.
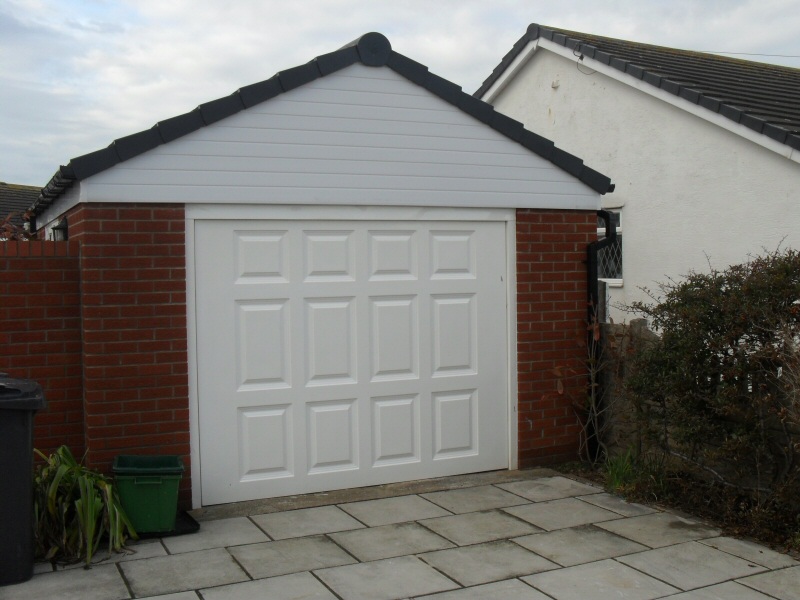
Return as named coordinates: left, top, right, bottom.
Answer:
left=32, top=32, right=613, bottom=217
left=475, top=24, right=800, bottom=152
left=1, top=182, right=39, bottom=224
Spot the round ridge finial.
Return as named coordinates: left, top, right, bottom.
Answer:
left=356, top=32, right=391, bottom=66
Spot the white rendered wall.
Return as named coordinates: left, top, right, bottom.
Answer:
left=489, top=48, right=800, bottom=321
left=37, top=63, right=600, bottom=228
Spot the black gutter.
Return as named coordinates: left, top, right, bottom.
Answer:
left=587, top=209, right=617, bottom=319
left=585, top=208, right=617, bottom=462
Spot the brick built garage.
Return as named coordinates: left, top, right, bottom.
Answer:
left=2, top=33, right=612, bottom=508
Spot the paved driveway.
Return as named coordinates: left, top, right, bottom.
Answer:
left=3, top=470, right=799, bottom=599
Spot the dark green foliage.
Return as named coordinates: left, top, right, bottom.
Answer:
left=33, top=446, right=137, bottom=566
left=624, top=250, right=800, bottom=545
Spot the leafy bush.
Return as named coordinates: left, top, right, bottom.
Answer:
left=33, top=446, right=137, bottom=566
left=624, top=249, right=800, bottom=544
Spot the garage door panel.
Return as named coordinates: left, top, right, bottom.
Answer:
left=306, top=398, right=359, bottom=474
left=303, top=230, right=356, bottom=282
left=305, top=297, right=357, bottom=386
left=236, top=300, right=291, bottom=390
left=196, top=218, right=508, bottom=505
left=368, top=230, right=418, bottom=281
left=235, top=230, right=290, bottom=284
left=370, top=295, right=419, bottom=382
left=430, top=230, right=476, bottom=280
left=238, top=404, right=294, bottom=481
left=431, top=294, right=477, bottom=377
left=371, top=393, right=421, bottom=467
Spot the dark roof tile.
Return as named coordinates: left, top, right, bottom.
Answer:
left=112, top=128, right=162, bottom=161
left=475, top=24, right=800, bottom=151
left=157, top=110, right=205, bottom=143
left=316, top=46, right=360, bottom=75
left=199, top=93, right=245, bottom=125
left=0, top=182, right=39, bottom=222
left=238, top=77, right=283, bottom=108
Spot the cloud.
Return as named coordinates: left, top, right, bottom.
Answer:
left=2, top=0, right=798, bottom=186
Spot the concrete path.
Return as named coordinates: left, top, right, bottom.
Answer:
left=3, top=470, right=799, bottom=599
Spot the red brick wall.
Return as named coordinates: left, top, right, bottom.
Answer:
left=0, top=241, right=84, bottom=457
left=67, top=203, right=191, bottom=507
left=516, top=209, right=596, bottom=468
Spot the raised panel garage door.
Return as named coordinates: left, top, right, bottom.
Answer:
left=195, top=219, right=509, bottom=505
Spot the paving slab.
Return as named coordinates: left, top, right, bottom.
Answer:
left=577, top=492, right=658, bottom=516
left=664, top=581, right=778, bottom=599
left=420, top=540, right=558, bottom=587
left=415, top=578, right=552, bottom=599
left=512, top=524, right=648, bottom=566
left=140, top=593, right=202, bottom=600
left=0, top=563, right=129, bottom=600
left=338, top=494, right=452, bottom=526
left=597, top=511, right=720, bottom=548
left=421, top=485, right=529, bottom=514
left=738, top=565, right=800, bottom=600
left=420, top=509, right=541, bottom=546
left=161, top=516, right=268, bottom=553
left=315, top=555, right=458, bottom=600
left=699, top=536, right=798, bottom=569
left=618, top=540, right=767, bottom=590
left=497, top=476, right=601, bottom=502
left=229, top=535, right=356, bottom=578
left=200, top=571, right=338, bottom=600
left=250, top=505, right=364, bottom=540
left=47, top=538, right=168, bottom=571
left=522, top=558, right=680, bottom=600
left=329, top=521, right=454, bottom=561
left=120, top=547, right=248, bottom=597
left=503, top=497, right=621, bottom=530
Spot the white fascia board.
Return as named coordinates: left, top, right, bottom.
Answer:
left=36, top=184, right=84, bottom=227
left=481, top=40, right=539, bottom=104
left=534, top=39, right=799, bottom=165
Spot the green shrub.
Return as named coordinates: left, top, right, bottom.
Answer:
left=33, top=445, right=137, bottom=566
left=625, top=249, right=800, bottom=543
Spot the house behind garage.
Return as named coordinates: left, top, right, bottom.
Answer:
left=476, top=24, right=800, bottom=322
left=3, top=33, right=613, bottom=508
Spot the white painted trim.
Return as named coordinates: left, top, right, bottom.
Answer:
left=185, top=217, right=203, bottom=509
left=482, top=38, right=798, bottom=165
left=185, top=204, right=518, bottom=504
left=37, top=185, right=83, bottom=228
left=535, top=39, right=799, bottom=165
left=599, top=278, right=624, bottom=288
left=481, top=40, right=539, bottom=104
left=505, top=214, right=518, bottom=470
left=186, top=203, right=520, bottom=222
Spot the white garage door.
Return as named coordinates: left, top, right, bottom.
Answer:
left=194, top=218, right=509, bottom=505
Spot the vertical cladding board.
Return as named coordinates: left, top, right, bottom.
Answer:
left=515, top=209, right=595, bottom=467
left=69, top=203, right=191, bottom=508
left=0, top=240, right=84, bottom=457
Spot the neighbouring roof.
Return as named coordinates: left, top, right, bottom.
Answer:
left=1, top=182, right=38, bottom=225
left=475, top=24, right=800, bottom=151
left=32, top=32, right=613, bottom=216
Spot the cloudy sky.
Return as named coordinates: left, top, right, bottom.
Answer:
left=3, top=0, right=800, bottom=186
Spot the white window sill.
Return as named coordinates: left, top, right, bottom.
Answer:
left=599, top=278, right=623, bottom=288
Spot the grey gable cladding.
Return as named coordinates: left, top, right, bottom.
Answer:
left=475, top=24, right=800, bottom=151
left=33, top=32, right=613, bottom=216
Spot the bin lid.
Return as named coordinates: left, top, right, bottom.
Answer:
left=113, top=455, right=185, bottom=474
left=0, top=375, right=46, bottom=410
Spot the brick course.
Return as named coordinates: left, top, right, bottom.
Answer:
left=67, top=203, right=191, bottom=507
left=515, top=209, right=596, bottom=467
left=0, top=241, right=84, bottom=457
